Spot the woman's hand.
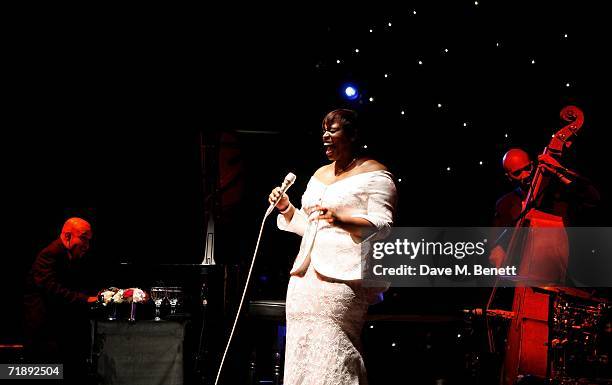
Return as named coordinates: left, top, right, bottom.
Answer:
left=268, top=187, right=290, bottom=211
left=312, top=205, right=342, bottom=225
left=311, top=204, right=376, bottom=239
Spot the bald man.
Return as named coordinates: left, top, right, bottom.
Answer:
left=23, top=218, right=98, bottom=379
left=490, top=149, right=600, bottom=268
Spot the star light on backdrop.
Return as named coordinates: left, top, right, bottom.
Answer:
left=304, top=0, right=604, bottom=217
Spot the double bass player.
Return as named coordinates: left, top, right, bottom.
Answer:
left=487, top=106, right=600, bottom=385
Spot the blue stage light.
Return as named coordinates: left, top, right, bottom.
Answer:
left=343, top=85, right=359, bottom=100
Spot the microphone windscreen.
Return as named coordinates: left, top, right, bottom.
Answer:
left=285, top=172, right=297, bottom=185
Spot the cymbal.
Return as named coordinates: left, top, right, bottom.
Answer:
left=534, top=286, right=609, bottom=303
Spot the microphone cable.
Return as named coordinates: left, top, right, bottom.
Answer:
left=214, top=210, right=269, bottom=385
left=214, top=173, right=295, bottom=385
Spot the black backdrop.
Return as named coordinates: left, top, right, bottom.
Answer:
left=2, top=3, right=610, bottom=355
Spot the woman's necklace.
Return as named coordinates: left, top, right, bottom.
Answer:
left=335, top=157, right=357, bottom=175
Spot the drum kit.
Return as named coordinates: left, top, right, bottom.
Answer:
left=546, top=287, right=610, bottom=384
left=488, top=286, right=611, bottom=385
left=471, top=285, right=610, bottom=384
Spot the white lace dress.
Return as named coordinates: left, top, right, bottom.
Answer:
left=277, top=170, right=397, bottom=385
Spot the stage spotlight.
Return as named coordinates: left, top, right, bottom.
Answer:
left=343, top=85, right=359, bottom=101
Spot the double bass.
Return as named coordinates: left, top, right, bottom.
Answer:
left=486, top=106, right=585, bottom=385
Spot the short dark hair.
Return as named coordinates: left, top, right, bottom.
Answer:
left=322, top=109, right=359, bottom=139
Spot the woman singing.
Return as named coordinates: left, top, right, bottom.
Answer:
left=268, top=109, right=397, bottom=385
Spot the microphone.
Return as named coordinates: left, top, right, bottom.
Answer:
left=265, top=172, right=297, bottom=217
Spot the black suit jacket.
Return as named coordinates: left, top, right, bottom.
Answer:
left=23, top=238, right=91, bottom=357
